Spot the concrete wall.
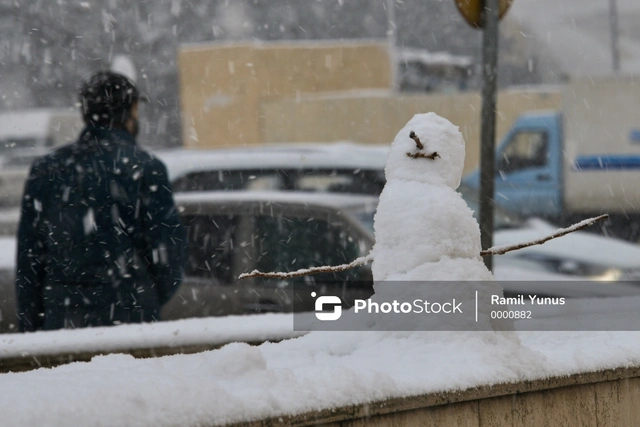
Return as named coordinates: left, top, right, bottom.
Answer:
left=262, top=89, right=561, bottom=174
left=227, top=366, right=640, bottom=427
left=178, top=40, right=392, bottom=148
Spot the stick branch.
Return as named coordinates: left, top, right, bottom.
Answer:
left=480, top=214, right=609, bottom=256
left=238, top=215, right=608, bottom=279
left=238, top=254, right=374, bottom=280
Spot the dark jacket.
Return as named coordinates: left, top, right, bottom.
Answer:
left=15, top=125, right=187, bottom=332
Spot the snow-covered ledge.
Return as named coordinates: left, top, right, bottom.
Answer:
left=0, top=313, right=304, bottom=373
left=225, top=365, right=640, bottom=426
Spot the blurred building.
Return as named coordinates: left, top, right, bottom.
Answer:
left=178, top=40, right=561, bottom=174
left=507, top=0, right=640, bottom=80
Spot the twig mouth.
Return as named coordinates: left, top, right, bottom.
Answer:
left=406, top=151, right=440, bottom=160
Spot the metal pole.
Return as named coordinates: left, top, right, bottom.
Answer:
left=386, top=0, right=397, bottom=90
left=479, top=0, right=500, bottom=270
left=609, top=0, right=620, bottom=72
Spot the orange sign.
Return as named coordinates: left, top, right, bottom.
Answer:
left=454, top=0, right=513, bottom=28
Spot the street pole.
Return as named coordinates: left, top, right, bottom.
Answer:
left=479, top=0, right=500, bottom=270
left=386, top=0, right=397, bottom=90
left=609, top=0, right=620, bottom=72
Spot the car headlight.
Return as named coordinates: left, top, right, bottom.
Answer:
left=517, top=254, right=624, bottom=281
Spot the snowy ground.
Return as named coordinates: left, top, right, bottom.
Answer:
left=2, top=298, right=640, bottom=426
left=0, top=331, right=639, bottom=426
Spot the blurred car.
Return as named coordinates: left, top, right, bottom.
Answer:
left=2, top=189, right=640, bottom=333
left=458, top=184, right=640, bottom=287
left=157, top=142, right=640, bottom=288
left=163, top=191, right=377, bottom=321
left=0, top=191, right=377, bottom=332
left=155, top=142, right=388, bottom=196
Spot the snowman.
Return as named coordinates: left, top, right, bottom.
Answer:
left=240, top=112, right=538, bottom=331
left=366, top=112, right=511, bottom=332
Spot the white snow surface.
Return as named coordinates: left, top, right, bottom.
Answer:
left=2, top=326, right=640, bottom=426
left=0, top=313, right=304, bottom=359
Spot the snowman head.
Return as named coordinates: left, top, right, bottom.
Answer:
left=385, top=112, right=466, bottom=189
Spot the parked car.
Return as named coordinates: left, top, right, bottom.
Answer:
left=0, top=191, right=377, bottom=332
left=156, top=143, right=640, bottom=286
left=458, top=184, right=640, bottom=288
left=4, top=190, right=640, bottom=333
left=154, top=142, right=388, bottom=196
left=163, top=191, right=377, bottom=321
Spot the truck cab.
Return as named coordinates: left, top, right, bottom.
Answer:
left=462, top=111, right=563, bottom=219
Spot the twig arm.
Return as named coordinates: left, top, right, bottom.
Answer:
left=480, top=214, right=609, bottom=256
left=238, top=215, right=608, bottom=279
left=238, top=254, right=374, bottom=280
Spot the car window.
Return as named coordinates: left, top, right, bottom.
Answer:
left=294, top=169, right=385, bottom=195
left=172, top=170, right=285, bottom=192
left=181, top=214, right=239, bottom=283
left=250, top=214, right=371, bottom=284
left=172, top=169, right=386, bottom=196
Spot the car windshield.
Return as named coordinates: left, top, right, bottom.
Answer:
left=171, top=168, right=386, bottom=196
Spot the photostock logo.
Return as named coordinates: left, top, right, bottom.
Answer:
left=312, top=292, right=342, bottom=321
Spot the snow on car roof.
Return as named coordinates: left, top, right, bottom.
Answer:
left=174, top=190, right=379, bottom=211
left=0, top=108, right=77, bottom=139
left=154, top=142, right=390, bottom=181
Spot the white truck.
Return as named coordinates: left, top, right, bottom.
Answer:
left=0, top=109, right=83, bottom=207
left=463, top=76, right=640, bottom=241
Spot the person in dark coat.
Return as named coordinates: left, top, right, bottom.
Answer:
left=15, top=71, right=187, bottom=332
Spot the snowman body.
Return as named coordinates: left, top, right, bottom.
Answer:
left=369, top=113, right=508, bottom=331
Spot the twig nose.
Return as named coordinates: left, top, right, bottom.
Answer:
left=409, top=131, right=424, bottom=150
